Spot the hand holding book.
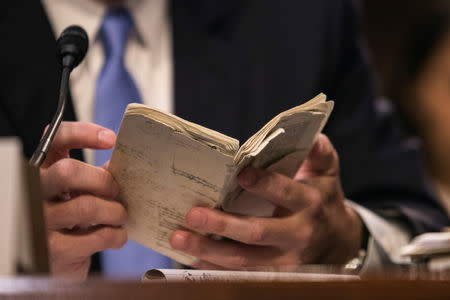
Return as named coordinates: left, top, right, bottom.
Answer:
left=109, top=93, right=363, bottom=270
left=39, top=122, right=126, bottom=280
left=34, top=94, right=364, bottom=279
left=169, top=134, right=363, bottom=269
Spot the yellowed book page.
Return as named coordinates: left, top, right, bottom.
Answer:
left=109, top=114, right=235, bottom=265
left=222, top=101, right=333, bottom=217
left=233, top=93, right=331, bottom=165
left=126, top=104, right=238, bottom=156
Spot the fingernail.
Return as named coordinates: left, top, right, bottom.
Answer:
left=171, top=231, right=189, bottom=250
left=241, top=168, right=256, bottom=187
left=186, top=209, right=206, bottom=229
left=98, top=130, right=115, bottom=145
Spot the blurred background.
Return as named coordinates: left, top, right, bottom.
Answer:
left=360, top=0, right=450, bottom=215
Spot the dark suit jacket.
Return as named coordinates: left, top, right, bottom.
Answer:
left=0, top=0, right=448, bottom=270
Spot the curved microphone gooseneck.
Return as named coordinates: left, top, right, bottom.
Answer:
left=29, top=25, right=89, bottom=167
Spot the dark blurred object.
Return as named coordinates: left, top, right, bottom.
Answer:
left=361, top=0, right=450, bottom=215
left=362, top=0, right=450, bottom=117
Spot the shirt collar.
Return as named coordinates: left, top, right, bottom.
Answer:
left=128, top=0, right=168, bottom=49
left=42, top=0, right=167, bottom=50
left=42, top=0, right=105, bottom=45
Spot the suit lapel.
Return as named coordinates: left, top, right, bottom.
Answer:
left=2, top=2, right=82, bottom=160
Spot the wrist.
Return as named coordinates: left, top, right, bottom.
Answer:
left=344, top=205, right=364, bottom=260
left=343, top=206, right=369, bottom=271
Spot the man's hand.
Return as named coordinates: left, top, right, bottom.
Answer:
left=40, top=122, right=127, bottom=279
left=170, top=134, right=362, bottom=270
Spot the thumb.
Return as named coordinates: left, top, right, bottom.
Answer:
left=102, top=160, right=110, bottom=170
left=42, top=122, right=116, bottom=168
left=295, top=134, right=339, bottom=179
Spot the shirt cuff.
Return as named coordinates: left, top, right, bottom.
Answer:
left=345, top=200, right=412, bottom=272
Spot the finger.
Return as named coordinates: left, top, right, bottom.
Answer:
left=102, top=160, right=110, bottom=170
left=295, top=134, right=339, bottom=179
left=48, top=226, right=127, bottom=262
left=237, top=167, right=319, bottom=211
left=43, top=122, right=116, bottom=167
left=50, top=257, right=91, bottom=280
left=170, top=230, right=287, bottom=270
left=45, top=195, right=127, bottom=230
left=184, top=207, right=293, bottom=247
left=41, top=158, right=119, bottom=200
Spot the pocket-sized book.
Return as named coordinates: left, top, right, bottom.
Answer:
left=109, top=93, right=333, bottom=265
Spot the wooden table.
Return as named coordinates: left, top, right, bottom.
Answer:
left=1, top=277, right=450, bottom=300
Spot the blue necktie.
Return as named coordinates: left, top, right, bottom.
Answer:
left=94, top=7, right=172, bottom=278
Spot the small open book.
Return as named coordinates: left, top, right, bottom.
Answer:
left=109, top=93, right=333, bottom=265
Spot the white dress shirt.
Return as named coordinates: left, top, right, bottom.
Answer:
left=42, top=0, right=173, bottom=164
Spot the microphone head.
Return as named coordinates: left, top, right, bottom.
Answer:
left=56, top=25, right=89, bottom=69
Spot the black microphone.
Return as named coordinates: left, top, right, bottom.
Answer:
left=29, top=25, right=89, bottom=167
